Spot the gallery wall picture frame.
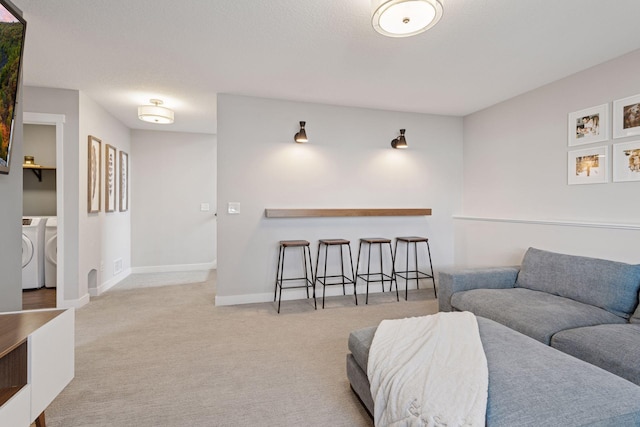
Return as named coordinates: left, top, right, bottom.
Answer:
left=119, top=150, right=129, bottom=211
left=568, top=146, right=608, bottom=185
left=105, top=143, right=117, bottom=212
left=568, top=104, right=609, bottom=146
left=613, top=140, right=640, bottom=182
left=87, top=135, right=102, bottom=213
left=613, top=94, right=640, bottom=139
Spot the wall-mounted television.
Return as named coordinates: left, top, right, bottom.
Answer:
left=0, top=0, right=25, bottom=175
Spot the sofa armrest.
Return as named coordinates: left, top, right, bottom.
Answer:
left=438, top=267, right=519, bottom=312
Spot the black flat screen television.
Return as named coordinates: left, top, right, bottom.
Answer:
left=0, top=0, right=25, bottom=175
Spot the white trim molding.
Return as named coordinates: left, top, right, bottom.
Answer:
left=453, top=216, right=640, bottom=231
left=131, top=261, right=216, bottom=274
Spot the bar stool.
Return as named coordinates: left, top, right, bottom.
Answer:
left=314, top=239, right=358, bottom=308
left=393, top=236, right=436, bottom=300
left=274, top=240, right=315, bottom=313
left=355, top=238, right=398, bottom=304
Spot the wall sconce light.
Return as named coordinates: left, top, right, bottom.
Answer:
left=138, top=99, right=175, bottom=124
left=294, top=121, right=308, bottom=143
left=391, top=129, right=408, bottom=149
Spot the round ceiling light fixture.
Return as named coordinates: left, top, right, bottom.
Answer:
left=138, top=99, right=175, bottom=124
left=371, top=0, right=443, bottom=38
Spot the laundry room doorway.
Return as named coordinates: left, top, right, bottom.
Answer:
left=23, top=112, right=65, bottom=309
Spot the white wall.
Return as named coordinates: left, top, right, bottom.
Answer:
left=217, top=94, right=463, bottom=305
left=130, top=130, right=216, bottom=271
left=23, top=124, right=56, bottom=216
left=458, top=48, right=640, bottom=267
left=79, top=92, right=131, bottom=296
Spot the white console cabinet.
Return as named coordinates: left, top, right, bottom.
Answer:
left=0, top=309, right=74, bottom=427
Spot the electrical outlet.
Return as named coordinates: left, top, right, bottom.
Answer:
left=200, top=203, right=210, bottom=212
left=114, top=258, right=123, bottom=275
left=100, top=261, right=104, bottom=272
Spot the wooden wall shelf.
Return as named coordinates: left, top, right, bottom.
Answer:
left=264, top=208, right=432, bottom=218
left=23, top=164, right=56, bottom=182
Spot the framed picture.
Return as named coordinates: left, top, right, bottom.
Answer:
left=612, top=140, right=640, bottom=182
left=568, top=146, right=608, bottom=185
left=568, top=104, right=608, bottom=146
left=119, top=151, right=129, bottom=211
left=87, top=135, right=102, bottom=213
left=105, top=144, right=117, bottom=212
left=613, top=94, right=640, bottom=139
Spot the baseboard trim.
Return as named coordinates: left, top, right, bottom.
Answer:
left=215, top=281, right=426, bottom=306
left=90, top=268, right=132, bottom=297
left=131, top=261, right=216, bottom=274
left=58, top=293, right=90, bottom=309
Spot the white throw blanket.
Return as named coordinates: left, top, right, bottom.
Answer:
left=367, top=312, right=488, bottom=427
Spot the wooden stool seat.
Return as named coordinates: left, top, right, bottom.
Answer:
left=280, top=240, right=310, bottom=247
left=396, top=236, right=429, bottom=243
left=360, top=237, right=392, bottom=244
left=319, top=238, right=351, bottom=245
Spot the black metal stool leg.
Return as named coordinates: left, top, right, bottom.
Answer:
left=388, top=242, right=399, bottom=301
left=347, top=244, right=357, bottom=305
left=426, top=241, right=436, bottom=298
left=340, top=244, right=346, bottom=295
left=366, top=242, right=372, bottom=304
left=323, top=244, right=329, bottom=309
left=274, top=245, right=283, bottom=302
left=378, top=243, right=385, bottom=293
left=278, top=246, right=286, bottom=313
left=414, top=241, right=420, bottom=290
left=306, top=246, right=317, bottom=309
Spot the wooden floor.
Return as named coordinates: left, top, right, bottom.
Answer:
left=22, top=287, right=57, bottom=310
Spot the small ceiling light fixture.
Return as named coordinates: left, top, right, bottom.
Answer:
left=391, top=129, right=408, bottom=149
left=138, top=99, right=174, bottom=124
left=371, top=0, right=443, bottom=38
left=294, top=121, right=308, bottom=143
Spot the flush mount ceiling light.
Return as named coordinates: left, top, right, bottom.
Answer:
left=294, top=121, right=308, bottom=143
left=391, top=129, right=408, bottom=149
left=138, top=99, right=174, bottom=124
left=372, top=0, right=443, bottom=38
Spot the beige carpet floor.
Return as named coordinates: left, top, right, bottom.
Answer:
left=47, top=271, right=438, bottom=426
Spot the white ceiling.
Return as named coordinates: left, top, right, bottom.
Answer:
left=13, top=0, right=640, bottom=135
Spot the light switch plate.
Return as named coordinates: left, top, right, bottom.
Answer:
left=228, top=202, right=241, bottom=214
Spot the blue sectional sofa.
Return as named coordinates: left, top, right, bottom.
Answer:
left=438, top=247, right=640, bottom=386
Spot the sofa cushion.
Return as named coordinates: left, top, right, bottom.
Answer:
left=515, top=247, right=640, bottom=318
left=451, top=288, right=626, bottom=344
left=551, top=324, right=640, bottom=386
left=348, top=326, right=376, bottom=372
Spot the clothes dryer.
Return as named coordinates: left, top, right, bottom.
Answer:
left=22, top=217, right=46, bottom=289
left=44, top=217, right=57, bottom=288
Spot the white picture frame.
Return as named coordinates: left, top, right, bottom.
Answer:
left=612, top=140, right=640, bottom=182
left=613, top=94, right=640, bottom=139
left=568, top=146, right=608, bottom=185
left=568, top=104, right=609, bottom=146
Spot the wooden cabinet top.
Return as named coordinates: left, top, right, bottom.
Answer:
left=0, top=310, right=64, bottom=359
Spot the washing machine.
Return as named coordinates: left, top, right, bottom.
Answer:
left=22, top=217, right=46, bottom=289
left=44, top=216, right=57, bottom=288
